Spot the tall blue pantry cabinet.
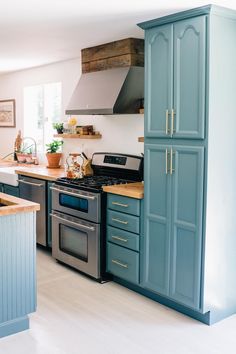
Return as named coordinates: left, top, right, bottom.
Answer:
left=138, top=5, right=236, bottom=324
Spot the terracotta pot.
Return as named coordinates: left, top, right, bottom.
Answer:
left=46, top=153, right=62, bottom=168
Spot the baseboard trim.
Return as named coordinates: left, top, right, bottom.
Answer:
left=0, top=316, right=29, bottom=338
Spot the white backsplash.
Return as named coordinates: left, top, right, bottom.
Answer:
left=62, top=114, right=144, bottom=162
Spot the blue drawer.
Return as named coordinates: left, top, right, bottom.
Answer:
left=107, top=226, right=140, bottom=252
left=107, top=194, right=140, bottom=216
left=107, top=242, right=139, bottom=284
left=107, top=209, right=140, bottom=234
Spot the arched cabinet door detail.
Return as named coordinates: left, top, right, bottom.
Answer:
left=145, top=25, right=173, bottom=137
left=173, top=16, right=206, bottom=139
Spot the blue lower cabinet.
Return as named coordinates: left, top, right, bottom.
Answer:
left=107, top=243, right=139, bottom=284
left=107, top=209, right=140, bottom=234
left=142, top=143, right=204, bottom=310
left=107, top=194, right=140, bottom=216
left=106, top=193, right=142, bottom=284
left=3, top=184, right=19, bottom=197
left=107, top=225, right=140, bottom=252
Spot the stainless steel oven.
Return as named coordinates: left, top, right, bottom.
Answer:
left=51, top=185, right=101, bottom=223
left=50, top=152, right=143, bottom=282
left=51, top=210, right=100, bottom=279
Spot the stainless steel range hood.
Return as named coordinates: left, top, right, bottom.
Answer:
left=65, top=66, right=144, bottom=115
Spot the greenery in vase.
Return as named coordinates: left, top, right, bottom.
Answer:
left=46, top=140, right=63, bottom=153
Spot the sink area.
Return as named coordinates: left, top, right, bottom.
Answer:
left=0, top=166, right=22, bottom=186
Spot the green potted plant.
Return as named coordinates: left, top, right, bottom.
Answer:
left=46, top=140, right=63, bottom=168
left=52, top=122, right=64, bottom=134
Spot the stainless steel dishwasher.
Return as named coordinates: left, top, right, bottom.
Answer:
left=18, top=175, right=47, bottom=246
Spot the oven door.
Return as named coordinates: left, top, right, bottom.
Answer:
left=51, top=211, right=100, bottom=279
left=51, top=184, right=101, bottom=223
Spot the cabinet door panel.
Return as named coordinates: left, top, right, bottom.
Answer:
left=145, top=25, right=173, bottom=137
left=141, top=144, right=171, bottom=295
left=173, top=16, right=206, bottom=139
left=170, top=146, right=204, bottom=309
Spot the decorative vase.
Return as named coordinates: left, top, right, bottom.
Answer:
left=46, top=153, right=62, bottom=169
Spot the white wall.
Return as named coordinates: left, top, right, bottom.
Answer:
left=0, top=58, right=81, bottom=159
left=0, top=58, right=144, bottom=162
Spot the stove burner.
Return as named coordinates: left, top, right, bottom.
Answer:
left=56, top=176, right=131, bottom=191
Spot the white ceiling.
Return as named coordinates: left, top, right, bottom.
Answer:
left=1, top=0, right=236, bottom=75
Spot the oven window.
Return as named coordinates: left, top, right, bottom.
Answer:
left=59, top=224, right=88, bottom=262
left=59, top=194, right=88, bottom=212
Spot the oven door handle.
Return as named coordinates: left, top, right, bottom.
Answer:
left=50, top=213, right=95, bottom=231
left=50, top=186, right=96, bottom=200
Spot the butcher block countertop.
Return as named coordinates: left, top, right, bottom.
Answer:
left=103, top=182, right=144, bottom=199
left=15, top=165, right=65, bottom=181
left=0, top=193, right=40, bottom=216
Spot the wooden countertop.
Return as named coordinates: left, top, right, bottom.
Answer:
left=15, top=165, right=65, bottom=181
left=0, top=192, right=40, bottom=216
left=103, top=182, right=144, bottom=199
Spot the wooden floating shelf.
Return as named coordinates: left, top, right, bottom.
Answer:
left=138, top=137, right=144, bottom=142
left=53, top=134, right=102, bottom=139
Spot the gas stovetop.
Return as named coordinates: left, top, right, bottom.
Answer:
left=56, top=152, right=143, bottom=193
left=56, top=176, right=134, bottom=192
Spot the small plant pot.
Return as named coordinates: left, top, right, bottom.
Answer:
left=46, top=153, right=62, bottom=169
left=56, top=128, right=64, bottom=134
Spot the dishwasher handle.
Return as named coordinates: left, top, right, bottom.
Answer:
left=17, top=179, right=44, bottom=187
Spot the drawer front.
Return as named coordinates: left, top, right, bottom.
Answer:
left=107, top=242, right=139, bottom=284
left=107, top=194, right=140, bottom=216
left=107, top=209, right=140, bottom=234
left=107, top=226, right=140, bottom=252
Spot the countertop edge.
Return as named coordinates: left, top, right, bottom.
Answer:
left=0, top=192, right=40, bottom=216
left=15, top=167, right=65, bottom=181
left=103, top=182, right=144, bottom=199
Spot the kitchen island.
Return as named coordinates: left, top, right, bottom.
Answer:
left=0, top=193, right=39, bottom=338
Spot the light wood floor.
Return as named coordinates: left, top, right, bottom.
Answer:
left=1, top=248, right=236, bottom=354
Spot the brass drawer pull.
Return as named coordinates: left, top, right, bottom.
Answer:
left=112, top=218, right=128, bottom=225
left=170, top=148, right=175, bottom=175
left=112, top=202, right=129, bottom=208
left=112, top=235, right=128, bottom=243
left=112, top=259, right=128, bottom=268
left=171, top=109, right=176, bottom=137
left=165, top=109, right=170, bottom=135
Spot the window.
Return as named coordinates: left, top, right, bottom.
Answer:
left=24, top=82, right=62, bottom=152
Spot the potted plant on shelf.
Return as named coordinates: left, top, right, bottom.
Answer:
left=46, top=140, right=63, bottom=168
left=52, top=122, right=64, bottom=134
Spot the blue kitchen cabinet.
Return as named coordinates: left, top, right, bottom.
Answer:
left=139, top=5, right=236, bottom=324
left=142, top=143, right=204, bottom=309
left=106, top=194, right=142, bottom=285
left=3, top=184, right=19, bottom=197
left=145, top=24, right=173, bottom=137
left=0, top=183, right=19, bottom=197
left=169, top=145, right=204, bottom=309
left=144, top=16, right=205, bottom=139
left=142, top=144, right=171, bottom=296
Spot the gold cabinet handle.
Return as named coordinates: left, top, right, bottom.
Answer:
left=165, top=148, right=169, bottom=175
left=112, top=218, right=128, bottom=225
left=165, top=109, right=170, bottom=135
left=112, top=259, right=128, bottom=268
left=112, top=235, right=128, bottom=243
left=112, top=202, right=129, bottom=208
left=171, top=109, right=176, bottom=137
left=170, top=148, right=175, bottom=175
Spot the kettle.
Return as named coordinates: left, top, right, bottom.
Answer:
left=65, top=153, right=84, bottom=179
